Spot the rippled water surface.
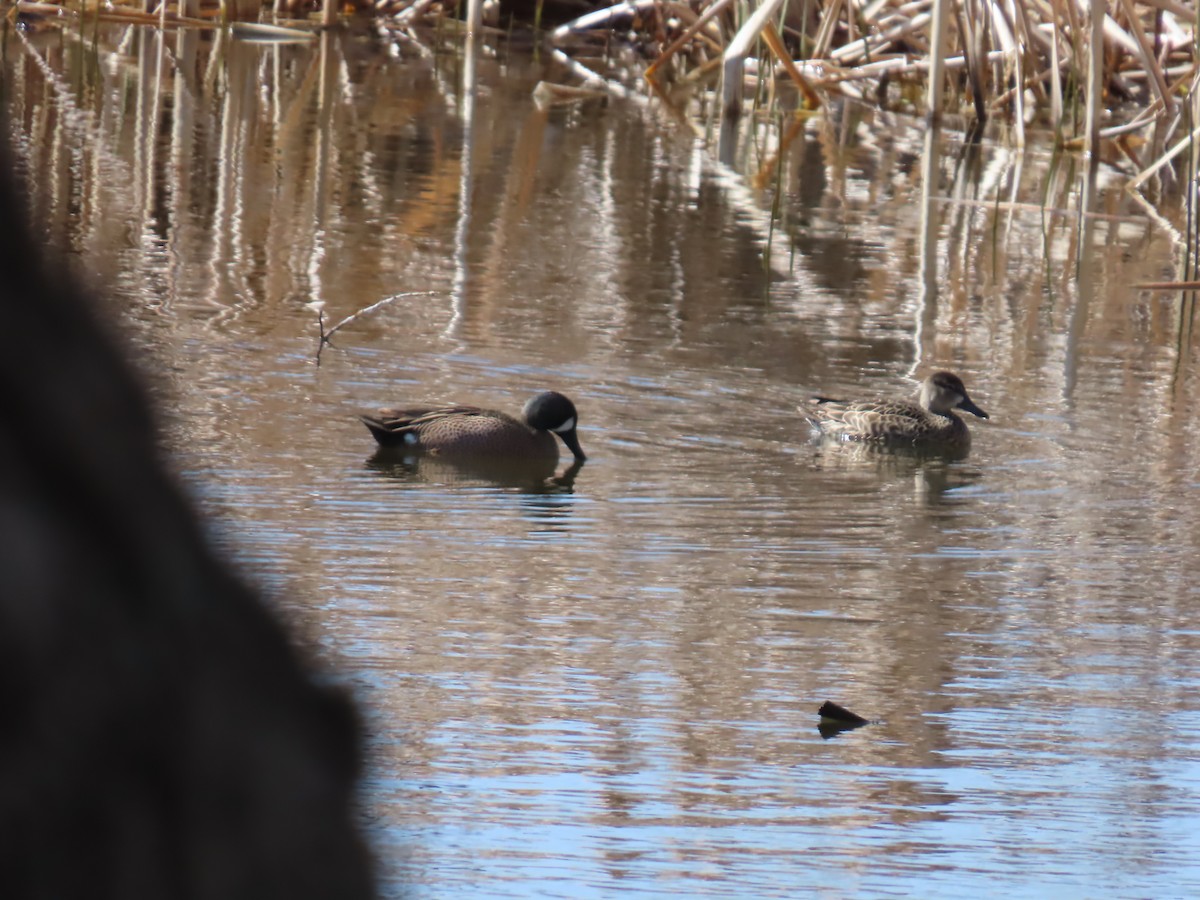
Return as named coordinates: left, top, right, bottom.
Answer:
left=6, top=22, right=1200, bottom=898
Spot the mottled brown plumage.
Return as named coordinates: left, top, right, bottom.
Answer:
left=360, top=390, right=586, bottom=461
left=805, top=372, right=988, bottom=446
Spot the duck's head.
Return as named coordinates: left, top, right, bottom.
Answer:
left=921, top=372, right=988, bottom=419
left=524, top=391, right=586, bottom=460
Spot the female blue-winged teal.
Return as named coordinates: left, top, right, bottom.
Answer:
left=360, top=390, right=586, bottom=461
left=805, top=371, right=988, bottom=445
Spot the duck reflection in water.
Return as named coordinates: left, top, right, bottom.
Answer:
left=366, top=453, right=585, bottom=493
left=360, top=390, right=586, bottom=491
left=809, top=438, right=986, bottom=506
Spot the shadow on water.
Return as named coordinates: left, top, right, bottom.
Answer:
left=366, top=451, right=585, bottom=493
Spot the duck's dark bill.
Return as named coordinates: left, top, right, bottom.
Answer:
left=560, top=428, right=587, bottom=461
left=960, top=399, right=989, bottom=419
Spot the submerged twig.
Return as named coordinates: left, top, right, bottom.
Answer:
left=315, top=291, right=440, bottom=361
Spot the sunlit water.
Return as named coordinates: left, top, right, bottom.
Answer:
left=5, top=21, right=1200, bottom=898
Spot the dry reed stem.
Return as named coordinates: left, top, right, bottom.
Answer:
left=392, top=0, right=438, bottom=26
left=715, top=0, right=1192, bottom=175
left=1117, top=0, right=1174, bottom=115
left=229, top=21, right=317, bottom=38
left=551, top=0, right=675, bottom=40
left=1129, top=118, right=1200, bottom=187
left=761, top=21, right=822, bottom=108
left=721, top=0, right=787, bottom=121
left=16, top=0, right=211, bottom=26
left=810, top=0, right=845, bottom=60
left=644, top=0, right=733, bottom=81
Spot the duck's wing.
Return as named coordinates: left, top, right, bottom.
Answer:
left=359, top=404, right=487, bottom=446
left=806, top=397, right=929, bottom=441
left=371, top=404, right=486, bottom=428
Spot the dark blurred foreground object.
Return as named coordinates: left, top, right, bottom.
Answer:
left=817, top=700, right=870, bottom=739
left=0, top=155, right=374, bottom=895
left=817, top=701, right=869, bottom=725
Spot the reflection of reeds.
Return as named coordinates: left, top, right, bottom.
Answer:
left=8, top=11, right=1193, bottom=396
left=1180, top=101, right=1198, bottom=354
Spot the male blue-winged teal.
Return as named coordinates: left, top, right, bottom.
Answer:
left=360, top=390, right=586, bottom=461
left=805, top=371, right=988, bottom=445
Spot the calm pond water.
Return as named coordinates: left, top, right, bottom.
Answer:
left=6, top=21, right=1200, bottom=898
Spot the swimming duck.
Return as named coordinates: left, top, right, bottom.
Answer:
left=805, top=371, right=988, bottom=445
left=360, top=390, right=586, bottom=461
